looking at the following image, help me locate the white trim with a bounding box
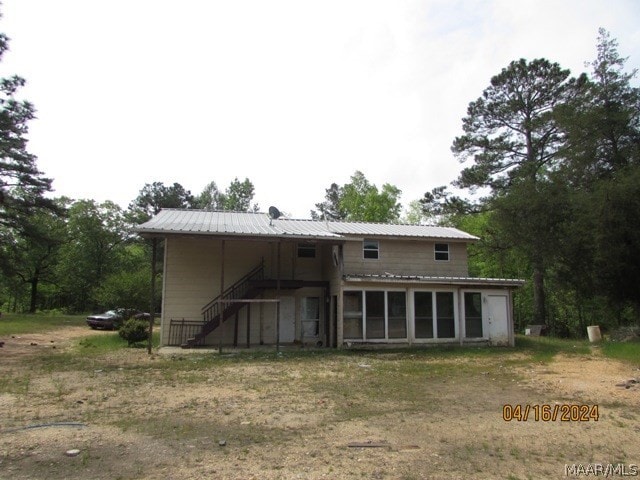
[460,289,486,341]
[410,288,459,342]
[342,287,409,342]
[339,285,517,348]
[362,239,380,260]
[434,242,450,262]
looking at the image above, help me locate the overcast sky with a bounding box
[1,0,639,219]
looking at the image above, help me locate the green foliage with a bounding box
[194,181,224,210]
[224,177,258,212]
[311,182,344,220]
[453,58,574,190]
[193,177,258,212]
[340,171,402,222]
[608,325,640,342]
[311,171,402,222]
[402,199,433,224]
[128,181,194,223]
[56,199,131,312]
[118,318,150,346]
[0,201,68,312]
[424,31,640,335]
[0,32,57,232]
[552,29,640,329]
[0,24,63,313]
[93,243,158,311]
[94,265,151,312]
[450,58,577,325]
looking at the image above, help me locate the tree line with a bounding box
[0,179,260,313]
[0,170,398,314]
[1,22,637,336]
[422,29,639,336]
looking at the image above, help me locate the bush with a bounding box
[609,325,640,342]
[118,318,149,346]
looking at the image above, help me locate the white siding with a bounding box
[161,236,335,346]
[159,234,513,348]
[342,239,469,277]
[162,236,271,345]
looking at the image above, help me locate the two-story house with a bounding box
[135,209,524,348]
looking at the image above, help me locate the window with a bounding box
[363,240,379,259]
[464,292,483,338]
[366,291,385,339]
[434,243,449,261]
[387,291,407,338]
[343,290,407,341]
[301,297,320,337]
[436,292,455,338]
[297,243,316,258]
[414,291,434,338]
[343,291,363,339]
[413,291,457,340]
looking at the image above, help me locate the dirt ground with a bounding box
[1,328,639,480]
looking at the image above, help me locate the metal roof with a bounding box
[135,209,478,241]
[326,220,476,240]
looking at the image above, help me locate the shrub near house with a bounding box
[119,318,150,345]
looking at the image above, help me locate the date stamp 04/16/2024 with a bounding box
[502,404,639,477]
[502,403,599,422]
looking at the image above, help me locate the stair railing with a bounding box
[201,258,264,325]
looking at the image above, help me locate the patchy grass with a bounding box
[3,321,639,480]
[600,340,640,365]
[19,329,161,375]
[0,312,86,335]
[76,331,161,354]
[514,335,591,362]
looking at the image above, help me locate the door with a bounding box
[279,296,296,343]
[486,294,508,345]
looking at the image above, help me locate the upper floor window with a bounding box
[297,243,316,258]
[434,243,449,261]
[363,240,379,259]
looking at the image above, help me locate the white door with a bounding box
[486,294,508,345]
[279,296,296,343]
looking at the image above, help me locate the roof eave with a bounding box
[134,228,344,242]
[343,274,525,288]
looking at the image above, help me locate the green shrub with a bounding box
[118,318,150,346]
[609,325,640,342]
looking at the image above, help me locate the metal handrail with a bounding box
[201,259,264,324]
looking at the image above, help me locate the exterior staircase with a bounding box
[181,261,264,347]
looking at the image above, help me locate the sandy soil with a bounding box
[1,328,639,480]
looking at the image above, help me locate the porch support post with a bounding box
[324,288,329,348]
[218,239,225,354]
[407,288,414,347]
[508,289,515,347]
[337,286,344,348]
[233,311,239,347]
[458,288,464,346]
[276,240,281,352]
[259,298,264,345]
[147,238,158,355]
[246,303,251,349]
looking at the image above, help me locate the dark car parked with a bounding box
[86,308,150,330]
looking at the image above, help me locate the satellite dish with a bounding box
[268,206,282,219]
